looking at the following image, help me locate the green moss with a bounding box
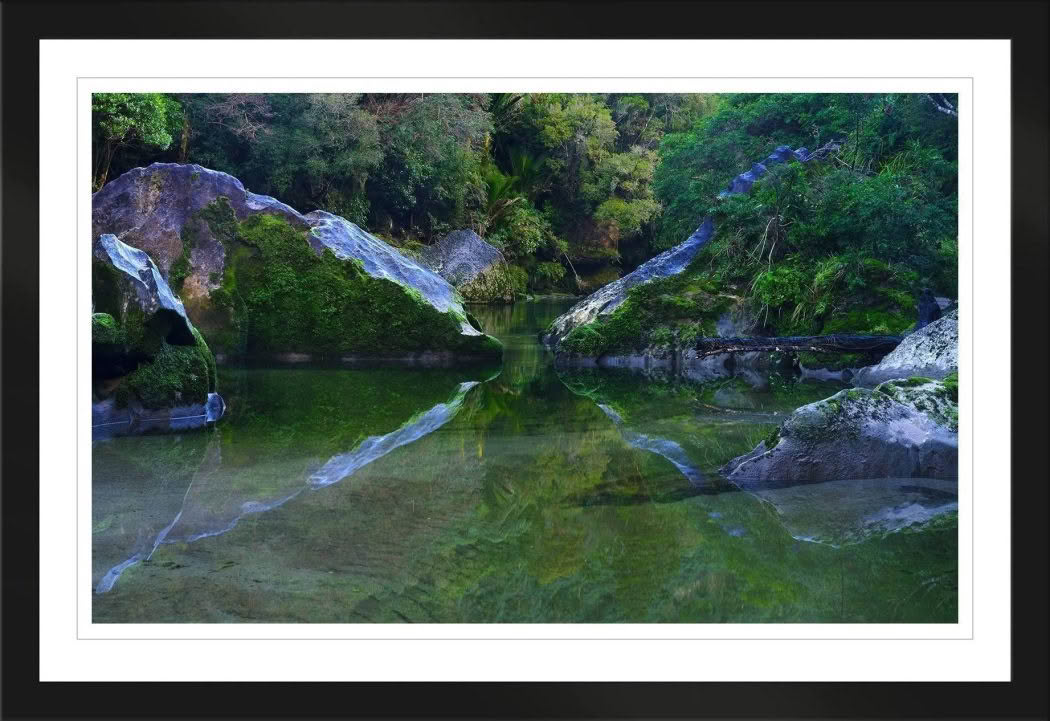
[558,265,731,357]
[900,376,935,387]
[92,312,123,346]
[764,425,781,448]
[821,308,913,335]
[91,259,125,317]
[117,340,211,410]
[797,351,868,371]
[191,326,218,393]
[459,264,527,303]
[205,212,500,359]
[938,371,959,403]
[168,245,192,292]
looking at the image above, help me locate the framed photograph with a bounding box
[2,1,1046,718]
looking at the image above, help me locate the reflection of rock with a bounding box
[94,381,479,594]
[308,382,478,488]
[722,380,958,485]
[597,404,704,485]
[92,234,223,437]
[854,310,957,386]
[749,477,957,546]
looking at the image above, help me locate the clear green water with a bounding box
[92,299,957,623]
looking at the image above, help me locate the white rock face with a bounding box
[93,233,194,341]
[854,310,958,386]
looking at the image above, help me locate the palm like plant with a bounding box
[479,167,522,236]
[508,147,548,201]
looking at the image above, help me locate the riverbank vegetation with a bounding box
[94,92,956,346]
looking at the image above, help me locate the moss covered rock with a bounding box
[721,378,958,486]
[92,234,221,435]
[93,164,501,362]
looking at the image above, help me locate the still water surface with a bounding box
[93,299,957,622]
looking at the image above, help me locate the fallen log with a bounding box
[694,334,904,358]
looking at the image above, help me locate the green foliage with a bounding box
[652,92,958,306]
[119,339,212,409]
[532,261,567,290]
[92,92,176,148]
[487,203,559,260]
[91,312,123,346]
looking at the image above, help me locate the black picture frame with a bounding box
[2,2,1047,719]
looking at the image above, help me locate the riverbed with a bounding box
[92,299,957,623]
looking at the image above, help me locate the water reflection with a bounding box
[93,300,958,623]
[93,375,482,593]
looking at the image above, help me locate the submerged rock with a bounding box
[721,379,958,486]
[92,234,224,437]
[92,163,500,360]
[854,310,958,387]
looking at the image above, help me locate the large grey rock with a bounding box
[721,380,958,486]
[421,229,507,287]
[854,310,958,387]
[92,233,224,436]
[93,163,480,338]
[542,217,716,347]
[544,143,832,350]
[93,233,194,344]
[92,163,306,277]
[92,392,226,440]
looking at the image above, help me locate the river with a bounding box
[92,299,957,623]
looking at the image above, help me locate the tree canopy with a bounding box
[94,92,957,302]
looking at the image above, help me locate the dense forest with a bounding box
[93,91,957,330]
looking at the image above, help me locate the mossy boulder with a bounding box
[93,164,502,362]
[420,229,515,299]
[721,378,957,486]
[92,234,222,436]
[853,310,958,387]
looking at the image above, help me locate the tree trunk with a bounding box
[692,334,904,358]
[178,107,191,163]
[96,140,117,190]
